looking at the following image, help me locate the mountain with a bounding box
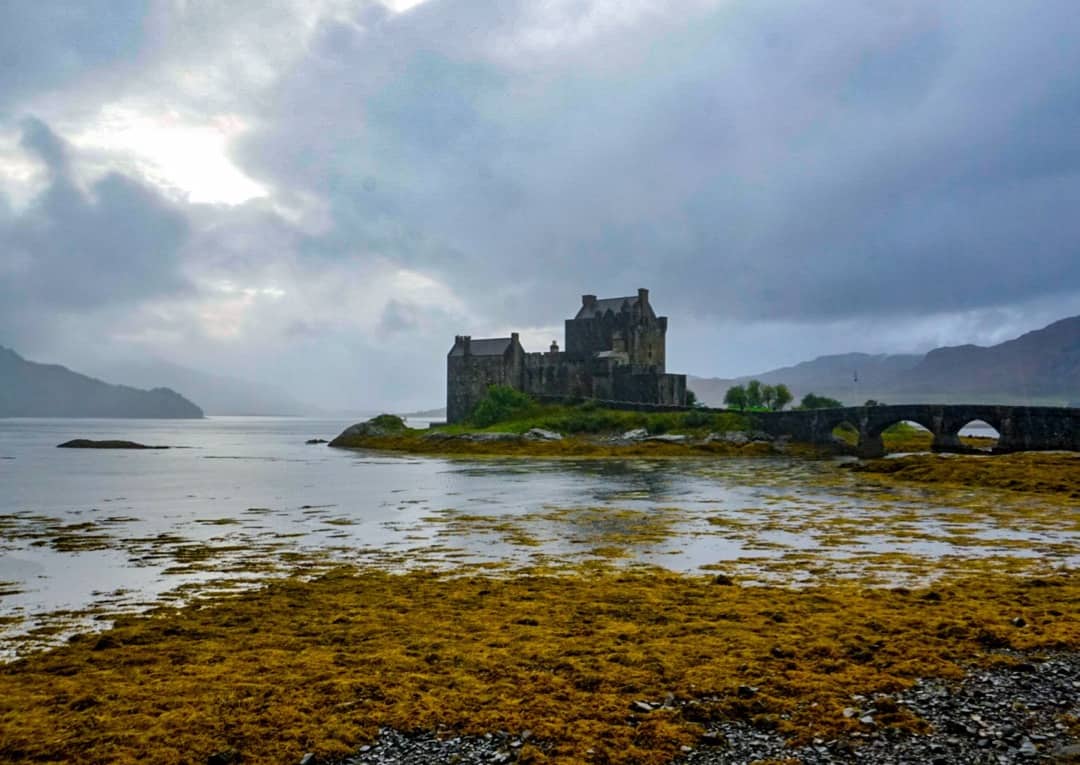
[690,315,1080,407]
[689,353,921,407]
[0,346,203,418]
[894,316,1080,401]
[84,359,315,416]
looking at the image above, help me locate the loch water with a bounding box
[0,416,1074,656]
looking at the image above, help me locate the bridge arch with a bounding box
[864,414,937,439]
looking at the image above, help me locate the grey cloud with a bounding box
[0,119,190,343]
[0,3,148,112]
[237,0,1080,328]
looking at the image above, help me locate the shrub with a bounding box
[368,414,407,431]
[470,386,534,427]
[798,393,844,410]
[646,414,678,435]
[712,412,749,432]
[682,409,711,428]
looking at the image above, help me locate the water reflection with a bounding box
[0,418,1076,656]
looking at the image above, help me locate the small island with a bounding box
[57,439,170,449]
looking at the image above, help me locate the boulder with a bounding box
[645,434,688,443]
[328,414,408,446]
[459,432,521,443]
[706,431,748,445]
[621,428,648,441]
[524,428,563,441]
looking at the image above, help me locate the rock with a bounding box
[860,714,875,725]
[57,439,167,449]
[206,750,240,765]
[460,432,521,443]
[305,438,328,445]
[712,573,735,586]
[328,414,408,446]
[421,431,453,441]
[1019,738,1038,756]
[843,706,859,718]
[299,753,315,765]
[621,428,648,441]
[523,428,562,441]
[707,431,749,445]
[645,433,688,443]
[736,685,757,698]
[631,700,654,713]
[1052,743,1080,762]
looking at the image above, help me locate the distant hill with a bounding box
[689,352,920,407]
[0,346,203,418]
[84,359,315,416]
[690,315,1080,407]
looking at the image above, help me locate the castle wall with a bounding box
[611,368,686,405]
[446,341,524,423]
[522,352,591,399]
[565,311,667,371]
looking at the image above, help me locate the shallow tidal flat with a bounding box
[0,445,1078,764]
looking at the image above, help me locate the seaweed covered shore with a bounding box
[1,562,1076,765]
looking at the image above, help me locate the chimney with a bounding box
[637,287,649,306]
[549,340,559,355]
[511,332,519,344]
[582,294,597,311]
[463,335,471,355]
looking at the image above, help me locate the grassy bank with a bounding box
[1,563,1075,765]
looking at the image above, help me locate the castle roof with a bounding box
[574,295,640,320]
[448,337,514,356]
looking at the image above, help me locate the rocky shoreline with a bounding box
[322,653,1079,764]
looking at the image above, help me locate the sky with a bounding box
[2,0,1079,411]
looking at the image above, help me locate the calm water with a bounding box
[0,417,1073,655]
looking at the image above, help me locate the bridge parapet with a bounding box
[752,404,1080,457]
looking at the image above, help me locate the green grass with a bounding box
[433,400,750,437]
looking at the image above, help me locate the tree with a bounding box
[798,392,843,410]
[723,384,748,410]
[685,389,700,408]
[745,380,764,409]
[771,384,793,411]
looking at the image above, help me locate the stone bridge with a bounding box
[752,404,1080,458]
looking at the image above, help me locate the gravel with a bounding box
[320,652,1079,765]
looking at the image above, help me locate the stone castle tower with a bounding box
[446,288,686,423]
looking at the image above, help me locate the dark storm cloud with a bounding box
[0,2,148,111]
[240,0,1080,326]
[0,119,190,341]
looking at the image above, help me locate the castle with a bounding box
[446,288,687,423]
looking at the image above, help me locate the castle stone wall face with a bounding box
[564,312,666,370]
[446,349,519,424]
[446,290,685,423]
